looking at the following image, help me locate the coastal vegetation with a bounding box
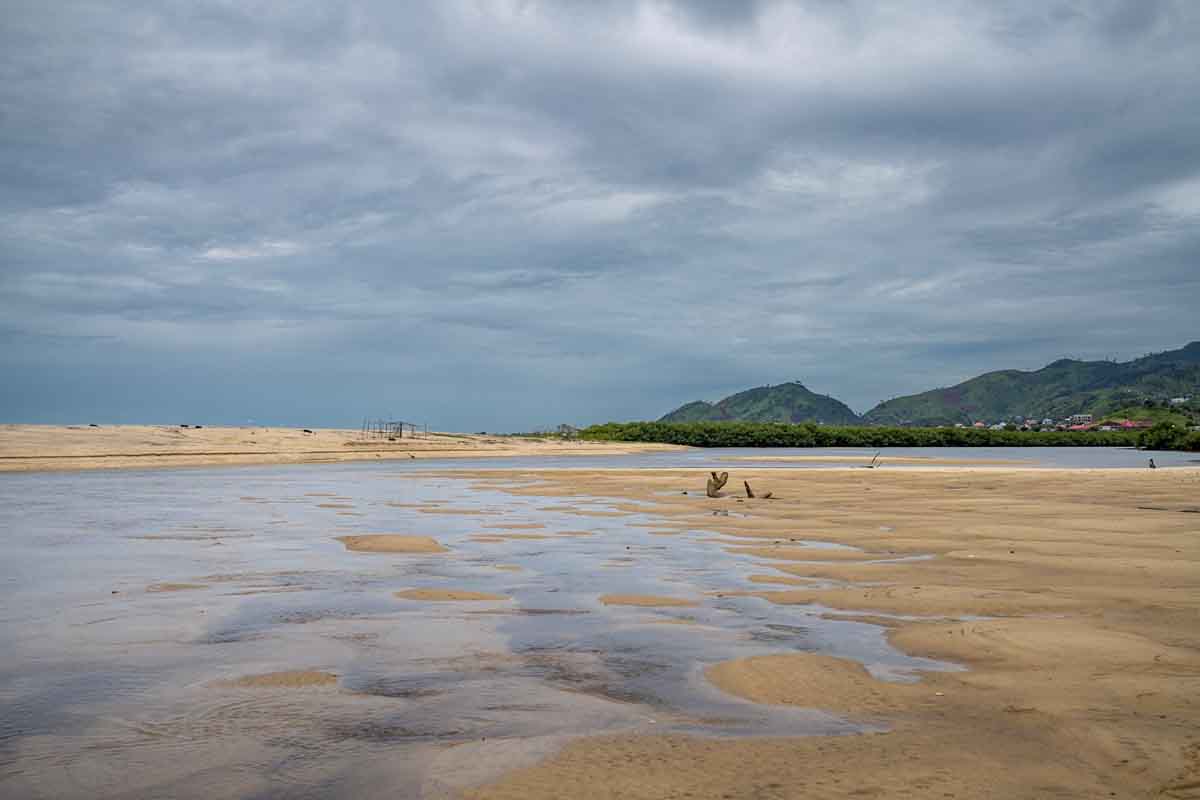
[582,421,1143,448]
[1137,421,1200,452]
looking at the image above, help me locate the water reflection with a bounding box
[0,464,957,798]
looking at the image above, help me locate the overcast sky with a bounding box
[2,1,1198,430]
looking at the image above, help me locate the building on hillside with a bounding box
[1169,397,1190,405]
[1041,418,1055,427]
[1069,413,1093,426]
[973,421,987,428]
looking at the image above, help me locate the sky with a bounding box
[2,1,1198,431]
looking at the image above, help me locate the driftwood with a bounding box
[706,471,729,498]
[744,480,773,500]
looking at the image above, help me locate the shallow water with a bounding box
[381,445,1194,470]
[0,463,963,798]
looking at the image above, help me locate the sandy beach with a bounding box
[454,465,1200,799]
[0,424,679,472]
[2,448,1198,798]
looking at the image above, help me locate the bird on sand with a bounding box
[1148,458,1157,469]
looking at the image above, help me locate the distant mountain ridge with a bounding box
[658,382,861,425]
[656,342,1200,426]
[861,341,1200,426]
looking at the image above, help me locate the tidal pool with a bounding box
[0,462,956,799]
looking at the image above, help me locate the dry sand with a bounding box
[459,465,1200,800]
[599,594,700,608]
[0,423,679,472]
[394,589,510,602]
[335,534,447,553]
[216,670,339,689]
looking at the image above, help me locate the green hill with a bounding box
[862,342,1200,426]
[659,382,861,425]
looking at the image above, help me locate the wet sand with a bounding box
[336,534,448,553]
[456,465,1200,800]
[706,652,925,715]
[599,594,700,608]
[394,589,510,602]
[3,457,1198,798]
[0,423,679,472]
[217,670,340,688]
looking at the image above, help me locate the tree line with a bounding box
[1137,421,1200,452]
[579,421,1151,448]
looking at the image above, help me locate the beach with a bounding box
[457,466,1200,799]
[0,424,679,472]
[0,442,1197,798]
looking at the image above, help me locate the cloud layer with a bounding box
[2,1,1198,429]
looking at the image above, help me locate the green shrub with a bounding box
[1138,421,1188,451]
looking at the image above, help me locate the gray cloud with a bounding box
[1,0,1198,430]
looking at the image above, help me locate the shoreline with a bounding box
[2,424,1191,476]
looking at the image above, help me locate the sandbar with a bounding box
[395,589,510,602]
[336,534,447,553]
[599,594,699,608]
[217,670,338,688]
[706,653,909,715]
[146,582,208,592]
[0,423,679,473]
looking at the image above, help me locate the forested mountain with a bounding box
[654,343,1199,427]
[861,342,1200,426]
[659,382,861,425]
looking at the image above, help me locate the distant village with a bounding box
[957,396,1196,432]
